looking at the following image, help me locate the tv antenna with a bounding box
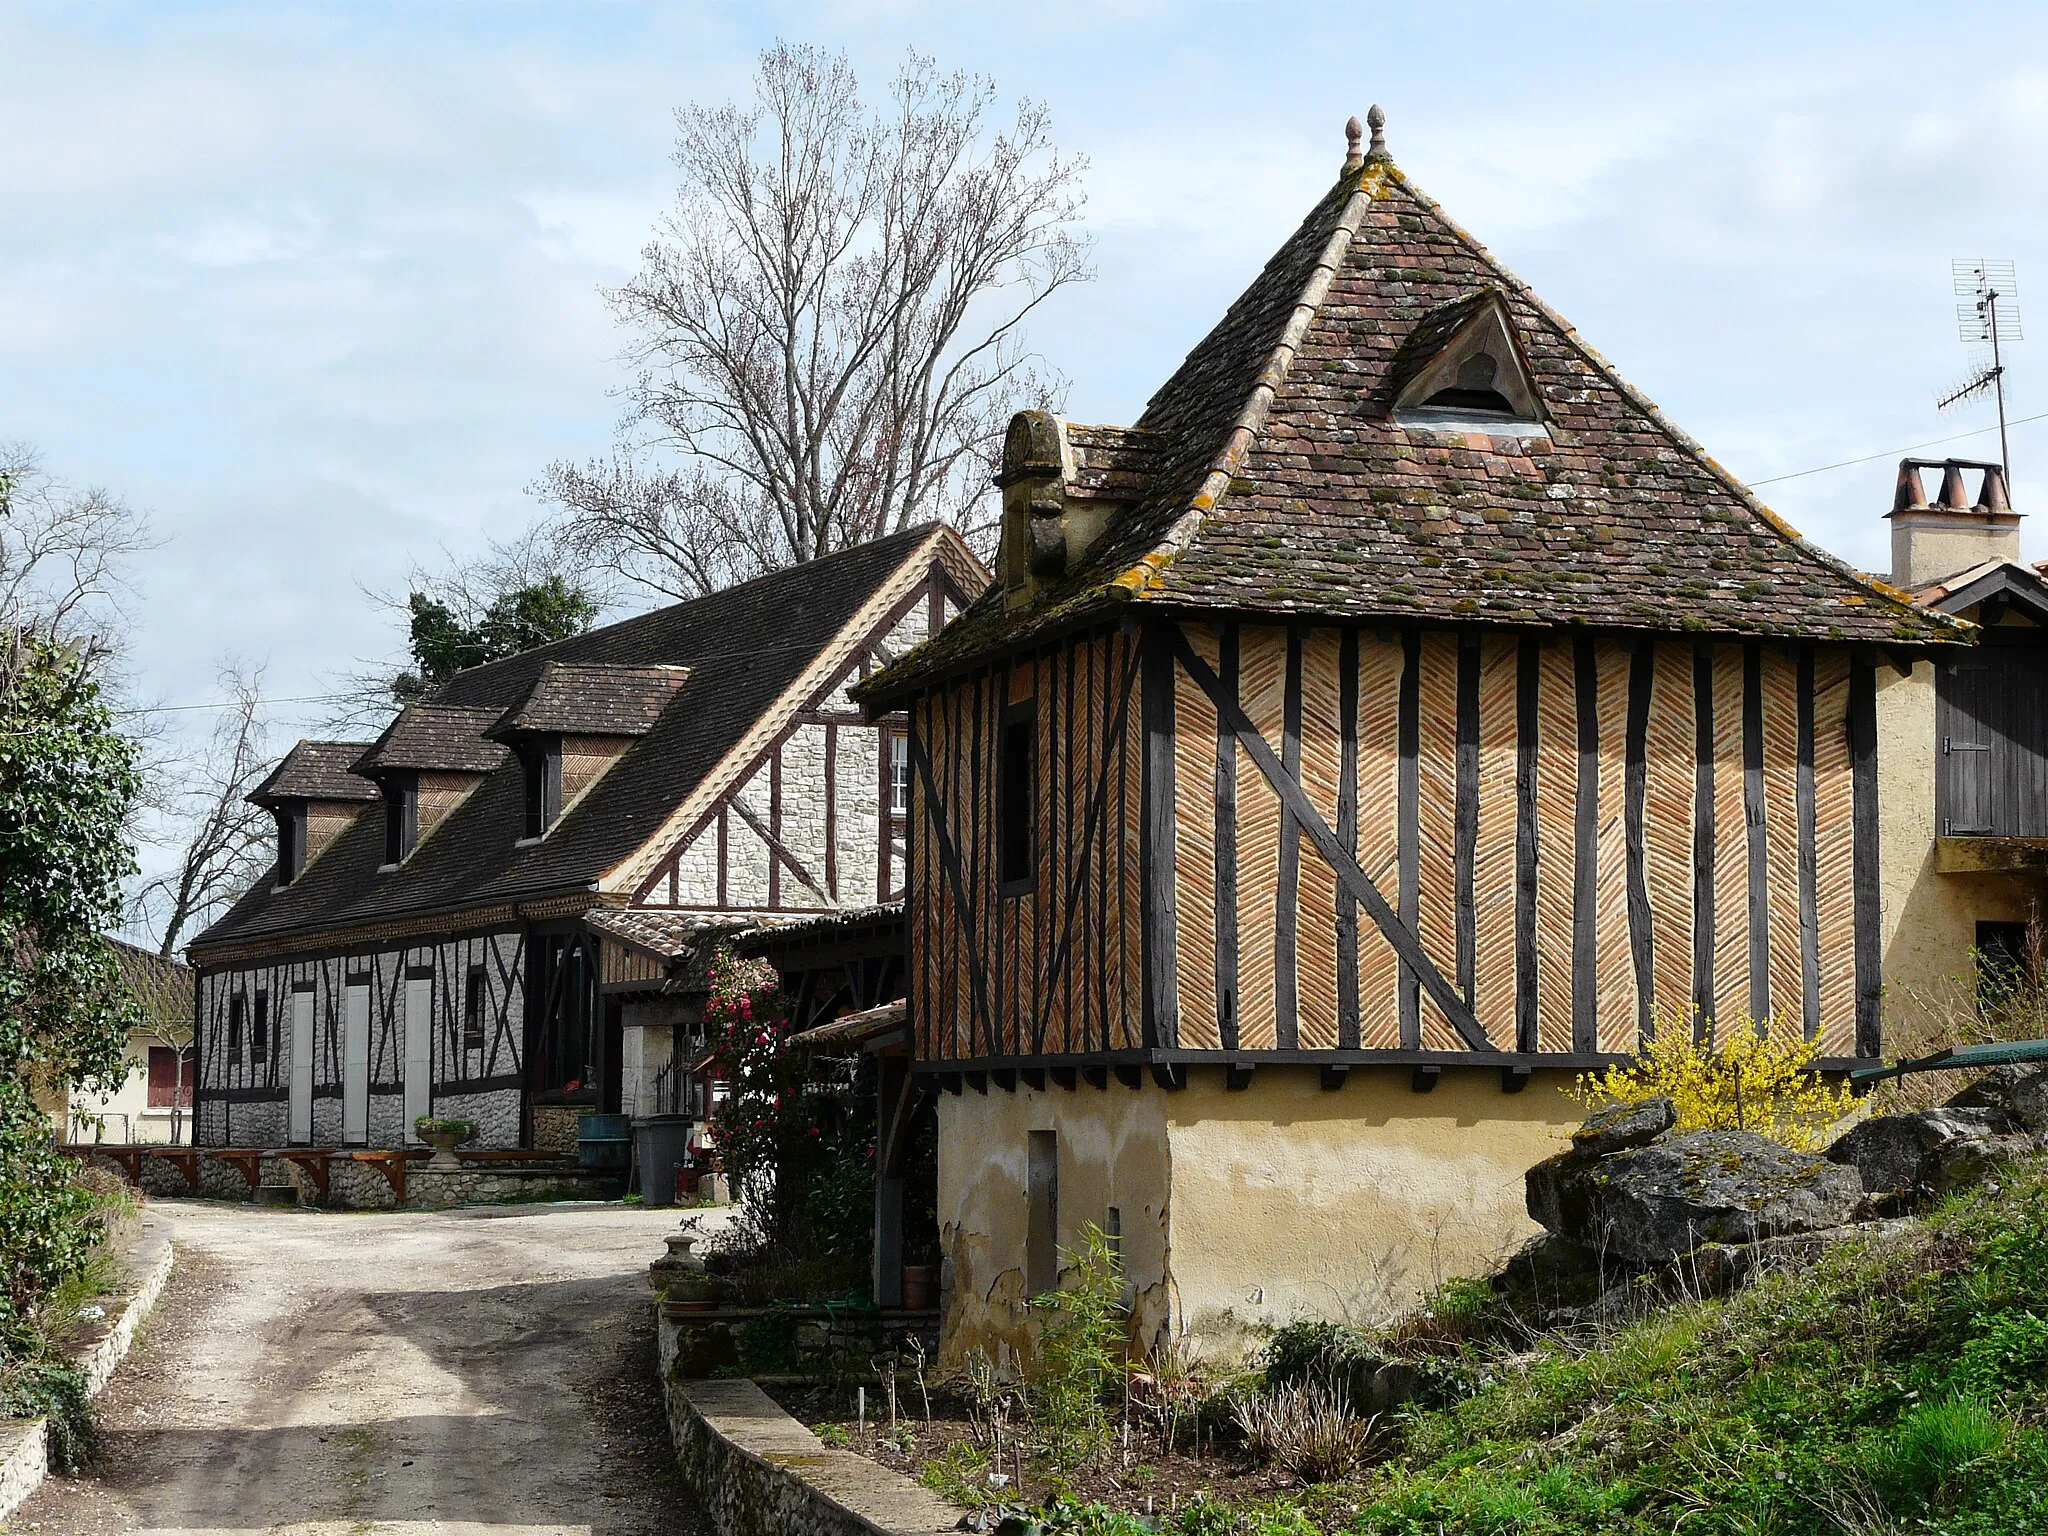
[1937,259,2020,482]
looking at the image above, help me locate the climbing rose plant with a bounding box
[0,635,142,1344]
[1572,1009,1859,1152]
[700,949,788,1202]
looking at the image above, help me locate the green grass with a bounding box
[1039,1158,2048,1535]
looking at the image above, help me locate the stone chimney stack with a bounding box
[1886,457,2019,588]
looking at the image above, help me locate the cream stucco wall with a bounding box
[1163,1067,1578,1355]
[937,1083,1171,1373]
[1876,662,2036,1053]
[936,1066,1580,1369]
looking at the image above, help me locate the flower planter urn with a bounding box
[414,1117,474,1171]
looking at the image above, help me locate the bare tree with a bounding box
[132,661,274,958]
[0,441,156,666]
[536,43,1091,600]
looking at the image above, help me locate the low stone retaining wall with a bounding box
[0,1212,174,1523]
[660,1374,960,1536]
[63,1145,617,1211]
[661,1301,940,1380]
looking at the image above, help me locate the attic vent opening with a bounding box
[1422,352,1515,414]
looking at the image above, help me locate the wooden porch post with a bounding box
[871,1052,914,1307]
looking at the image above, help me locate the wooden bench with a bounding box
[274,1148,336,1200]
[145,1148,202,1193]
[347,1149,428,1202]
[206,1149,268,1195]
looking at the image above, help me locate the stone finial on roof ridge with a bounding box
[1366,103,1387,160]
[1344,115,1364,172]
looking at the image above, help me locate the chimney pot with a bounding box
[1893,459,1928,511]
[1937,460,1973,510]
[1980,463,2013,513]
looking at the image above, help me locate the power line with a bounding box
[1749,410,2048,488]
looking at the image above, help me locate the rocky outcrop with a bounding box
[1824,1106,2031,1196]
[1569,1097,1676,1158]
[1531,1130,1865,1266]
[1947,1062,2048,1135]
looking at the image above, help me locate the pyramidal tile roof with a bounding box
[865,118,1966,701]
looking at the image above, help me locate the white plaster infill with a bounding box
[664,1375,961,1536]
[0,1212,174,1522]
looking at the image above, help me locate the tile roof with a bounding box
[582,906,755,961]
[487,662,692,739]
[191,526,963,958]
[787,998,907,1052]
[351,705,510,777]
[107,936,193,1032]
[249,741,380,806]
[863,137,1967,703]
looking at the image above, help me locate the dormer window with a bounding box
[520,738,564,839]
[1390,289,1547,434]
[275,806,307,886]
[383,772,419,866]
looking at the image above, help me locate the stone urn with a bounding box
[413,1116,474,1172]
[651,1218,720,1306]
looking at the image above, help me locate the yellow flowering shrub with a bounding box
[1571,1009,1860,1152]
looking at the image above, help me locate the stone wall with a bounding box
[659,1371,958,1536]
[531,1104,582,1153]
[661,1303,940,1380]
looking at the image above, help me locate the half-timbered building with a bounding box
[188,524,985,1152]
[858,112,1971,1363]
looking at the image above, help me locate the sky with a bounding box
[7,1,2048,901]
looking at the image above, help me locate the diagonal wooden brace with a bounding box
[1167,625,1492,1050]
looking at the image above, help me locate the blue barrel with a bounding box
[577,1112,632,1171]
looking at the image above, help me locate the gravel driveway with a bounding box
[12,1199,719,1536]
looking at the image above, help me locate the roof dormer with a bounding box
[349,705,508,868]
[249,740,379,887]
[484,662,691,840]
[1389,288,1547,434]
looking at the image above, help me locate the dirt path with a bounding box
[12,1199,718,1536]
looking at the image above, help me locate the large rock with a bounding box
[1529,1130,1864,1265]
[1825,1106,2030,1195]
[1947,1063,2048,1136]
[1571,1098,1677,1157]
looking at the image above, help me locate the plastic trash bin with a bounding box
[634,1115,695,1207]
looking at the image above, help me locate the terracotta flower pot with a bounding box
[900,1264,940,1309]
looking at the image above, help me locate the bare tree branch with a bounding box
[131,660,275,959]
[0,441,157,673]
[533,43,1089,599]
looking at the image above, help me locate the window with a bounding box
[890,733,912,815]
[1026,1129,1059,1295]
[146,1046,195,1108]
[250,991,270,1064]
[227,994,245,1058]
[383,773,418,865]
[463,966,487,1051]
[275,806,305,886]
[998,702,1037,892]
[1977,921,2034,1023]
[521,740,563,839]
[1939,651,2048,837]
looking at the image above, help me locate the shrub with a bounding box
[1262,1319,1380,1403]
[1955,1310,2048,1394]
[811,1421,850,1448]
[1232,1379,1377,1485]
[917,1437,994,1506]
[0,1360,94,1471]
[1572,1008,1859,1150]
[1026,1221,1124,1476]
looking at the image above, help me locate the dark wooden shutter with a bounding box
[1939,658,1997,835]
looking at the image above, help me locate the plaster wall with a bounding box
[1163,1067,1578,1357]
[1874,663,2035,1053]
[936,1067,1581,1370]
[936,1083,1171,1373]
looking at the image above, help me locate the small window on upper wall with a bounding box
[463,966,487,1051]
[998,702,1037,893]
[275,806,305,886]
[890,733,912,816]
[251,992,269,1064]
[227,994,245,1058]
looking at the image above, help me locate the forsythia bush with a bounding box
[1571,1009,1859,1151]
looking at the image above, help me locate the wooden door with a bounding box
[1940,658,1998,835]
[403,972,433,1139]
[342,980,371,1144]
[288,987,315,1143]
